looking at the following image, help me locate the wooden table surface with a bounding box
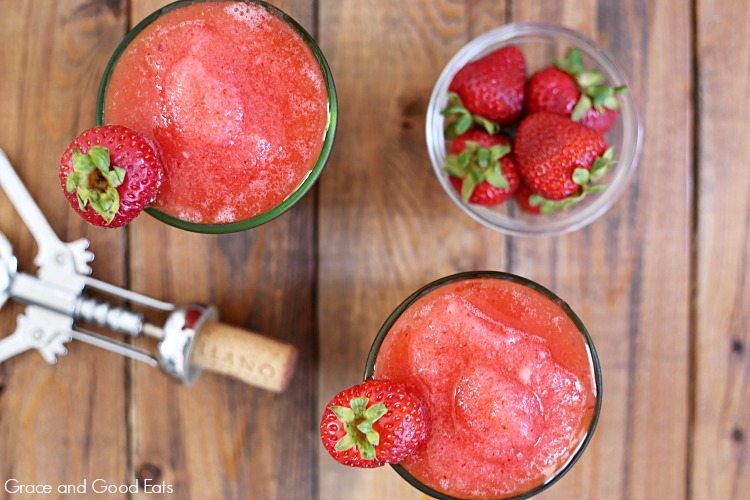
[0,0,747,499]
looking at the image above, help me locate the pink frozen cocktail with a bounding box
[367,272,601,499]
[98,0,335,231]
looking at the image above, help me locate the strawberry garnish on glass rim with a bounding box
[320,379,428,468]
[554,48,628,123]
[59,125,163,228]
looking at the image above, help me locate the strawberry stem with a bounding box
[330,397,388,461]
[442,92,500,137]
[445,140,511,201]
[65,147,126,224]
[555,48,629,122]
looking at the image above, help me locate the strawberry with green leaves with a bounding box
[524,148,615,214]
[445,130,520,206]
[320,379,428,468]
[514,113,613,208]
[526,48,627,134]
[442,92,502,138]
[443,45,526,136]
[59,125,163,228]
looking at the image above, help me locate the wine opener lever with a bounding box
[0,149,297,392]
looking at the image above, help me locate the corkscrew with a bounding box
[0,149,297,392]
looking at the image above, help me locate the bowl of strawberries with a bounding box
[427,22,643,237]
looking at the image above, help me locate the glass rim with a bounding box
[426,22,644,237]
[364,271,603,500]
[96,0,338,234]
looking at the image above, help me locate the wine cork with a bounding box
[191,323,298,393]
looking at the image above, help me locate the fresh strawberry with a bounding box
[320,379,428,468]
[59,125,163,228]
[525,67,580,116]
[580,107,617,134]
[514,113,611,201]
[514,183,541,214]
[445,130,520,206]
[445,46,525,130]
[525,48,627,134]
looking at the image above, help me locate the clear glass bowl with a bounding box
[426,23,643,237]
[96,0,337,234]
[364,271,602,499]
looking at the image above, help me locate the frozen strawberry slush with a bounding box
[102,1,329,224]
[373,277,598,499]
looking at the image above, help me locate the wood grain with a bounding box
[1,0,748,499]
[505,3,610,497]
[510,2,693,500]
[317,1,509,498]
[692,0,750,498]
[0,0,129,497]
[126,1,319,499]
[319,1,692,500]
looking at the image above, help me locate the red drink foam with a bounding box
[374,278,597,499]
[103,1,329,224]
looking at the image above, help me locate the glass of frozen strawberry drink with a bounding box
[365,271,602,499]
[97,0,336,233]
[426,23,643,237]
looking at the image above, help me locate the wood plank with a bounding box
[317,1,509,498]
[692,0,750,498]
[509,2,692,500]
[126,1,319,499]
[319,0,692,499]
[0,0,129,495]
